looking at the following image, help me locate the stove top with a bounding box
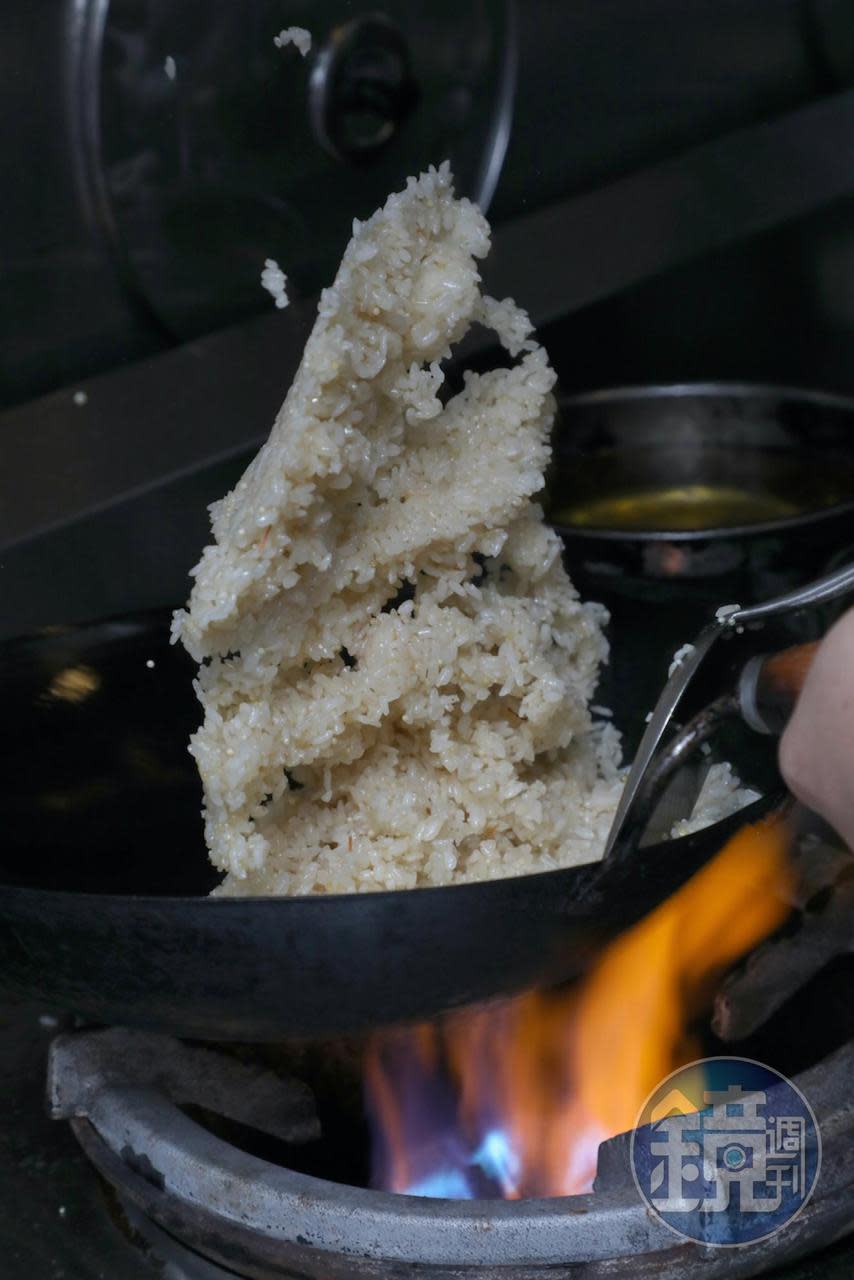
[2,998,853,1279]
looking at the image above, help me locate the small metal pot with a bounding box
[547,383,854,744]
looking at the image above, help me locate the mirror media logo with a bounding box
[630,1057,821,1246]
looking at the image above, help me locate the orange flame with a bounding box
[366,811,794,1199]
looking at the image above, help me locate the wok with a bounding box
[0,609,775,1040]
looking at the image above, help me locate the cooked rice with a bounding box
[668,642,695,678]
[670,763,761,839]
[273,26,312,56]
[261,258,289,309]
[173,165,753,897]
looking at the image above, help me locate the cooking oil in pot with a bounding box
[548,442,854,534]
[555,483,801,532]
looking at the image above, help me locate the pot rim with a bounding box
[551,380,854,541]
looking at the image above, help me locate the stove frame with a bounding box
[49,1029,854,1279]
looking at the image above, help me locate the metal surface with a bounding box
[308,14,419,162]
[602,564,854,864]
[9,0,839,410]
[728,563,854,625]
[740,654,775,734]
[0,608,773,1039]
[632,693,743,852]
[10,0,837,410]
[714,841,854,1042]
[626,631,826,849]
[49,1029,319,1145]
[602,620,725,863]
[549,381,854,750]
[49,1032,854,1277]
[487,86,854,328]
[7,0,514,410]
[120,1196,247,1278]
[77,0,514,343]
[4,998,852,1280]
[0,1002,160,1280]
[9,64,854,543]
[550,381,854,544]
[0,307,309,556]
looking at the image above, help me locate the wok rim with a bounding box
[0,794,774,910]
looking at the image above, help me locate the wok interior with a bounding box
[3,388,840,900]
[0,616,218,896]
[0,609,780,898]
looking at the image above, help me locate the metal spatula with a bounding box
[603,561,854,867]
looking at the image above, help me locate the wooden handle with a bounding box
[740,641,820,735]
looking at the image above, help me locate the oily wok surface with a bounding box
[0,610,774,1038]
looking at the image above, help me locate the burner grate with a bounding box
[50,1029,854,1280]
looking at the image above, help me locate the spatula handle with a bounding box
[738,641,820,735]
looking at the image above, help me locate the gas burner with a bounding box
[48,1029,854,1279]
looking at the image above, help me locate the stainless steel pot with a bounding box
[548,382,854,746]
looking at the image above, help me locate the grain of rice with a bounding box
[668,642,696,677]
[260,259,289,309]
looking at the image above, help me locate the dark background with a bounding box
[4,0,854,631]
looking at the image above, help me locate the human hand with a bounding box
[779,607,854,850]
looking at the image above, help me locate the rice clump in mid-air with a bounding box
[173,164,629,895]
[260,258,289,309]
[273,26,312,56]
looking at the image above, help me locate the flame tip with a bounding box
[367,814,793,1199]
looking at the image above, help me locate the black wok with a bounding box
[0,610,775,1040]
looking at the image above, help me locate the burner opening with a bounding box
[159,952,854,1200]
[363,816,854,1200]
[46,935,854,1278]
[180,1096,371,1190]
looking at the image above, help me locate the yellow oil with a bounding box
[553,484,801,532]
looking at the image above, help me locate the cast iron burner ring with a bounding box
[49,1030,854,1279]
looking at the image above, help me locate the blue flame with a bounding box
[472,1128,521,1196]
[403,1128,521,1199]
[367,1025,524,1200]
[405,1169,475,1199]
